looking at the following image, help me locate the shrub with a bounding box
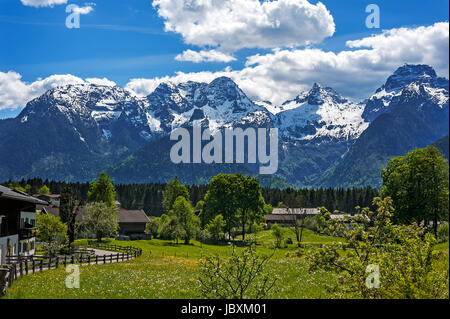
[308,197,449,299]
[437,223,449,243]
[271,224,284,248]
[198,245,278,299]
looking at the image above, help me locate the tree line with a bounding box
[2,178,378,216]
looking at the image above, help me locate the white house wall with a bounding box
[0,234,18,265]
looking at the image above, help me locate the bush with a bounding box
[271,224,285,248]
[437,223,449,243]
[198,245,278,299]
[303,216,319,232]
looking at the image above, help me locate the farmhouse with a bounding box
[38,202,149,238]
[117,208,149,236]
[0,185,47,265]
[264,208,320,227]
[34,194,61,206]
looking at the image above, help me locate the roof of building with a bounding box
[264,214,297,222]
[271,208,319,215]
[40,206,61,218]
[34,194,61,199]
[0,185,48,205]
[117,208,149,224]
[39,205,149,224]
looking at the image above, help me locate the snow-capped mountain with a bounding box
[19,84,158,144]
[274,83,368,142]
[363,64,449,122]
[147,77,272,132]
[319,64,449,188]
[0,64,448,187]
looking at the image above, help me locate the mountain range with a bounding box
[0,64,448,188]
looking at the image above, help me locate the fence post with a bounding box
[49,257,52,270]
[71,256,75,265]
[103,255,106,264]
[25,260,28,275]
[40,259,43,272]
[64,256,67,267]
[88,255,91,265]
[56,257,59,269]
[32,260,35,274]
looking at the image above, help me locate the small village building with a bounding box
[117,208,150,237]
[264,208,320,227]
[34,194,61,206]
[39,203,149,239]
[1,185,47,265]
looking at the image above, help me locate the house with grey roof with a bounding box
[39,203,149,238]
[264,208,320,227]
[1,185,47,265]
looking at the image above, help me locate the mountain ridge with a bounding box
[0,64,448,188]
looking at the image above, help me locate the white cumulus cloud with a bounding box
[2,23,448,112]
[20,0,68,7]
[86,77,117,86]
[72,4,95,15]
[152,0,335,52]
[126,22,449,105]
[0,72,114,111]
[175,49,236,63]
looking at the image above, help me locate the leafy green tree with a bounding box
[145,217,161,239]
[197,229,211,247]
[88,172,116,207]
[381,146,449,235]
[198,245,278,299]
[59,187,81,249]
[170,196,200,245]
[203,174,241,238]
[36,213,67,256]
[308,197,449,299]
[206,214,226,243]
[82,202,119,242]
[236,175,266,241]
[162,177,190,213]
[271,224,284,248]
[37,185,50,195]
[195,200,207,227]
[203,173,267,240]
[158,214,184,243]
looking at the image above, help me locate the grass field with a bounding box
[2,228,448,299]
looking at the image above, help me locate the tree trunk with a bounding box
[242,216,246,242]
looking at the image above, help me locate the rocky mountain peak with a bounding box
[383,64,439,92]
[363,64,449,122]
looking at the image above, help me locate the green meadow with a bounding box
[3,228,448,299]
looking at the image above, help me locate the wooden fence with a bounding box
[1,242,142,296]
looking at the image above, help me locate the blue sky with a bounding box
[0,0,449,118]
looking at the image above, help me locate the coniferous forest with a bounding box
[2,178,379,216]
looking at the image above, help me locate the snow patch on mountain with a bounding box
[275,83,368,141]
[363,64,449,121]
